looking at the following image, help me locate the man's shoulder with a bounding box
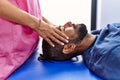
[111,23,120,26]
[91,23,120,34]
[106,23,120,29]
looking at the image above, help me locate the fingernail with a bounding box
[52,45,55,47]
[66,40,69,43]
[67,37,69,39]
[61,43,64,45]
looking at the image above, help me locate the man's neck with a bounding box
[75,34,96,54]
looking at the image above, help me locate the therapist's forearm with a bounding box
[0,0,39,29]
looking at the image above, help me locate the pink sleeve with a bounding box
[0,0,42,80]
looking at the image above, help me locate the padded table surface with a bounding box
[8,50,101,80]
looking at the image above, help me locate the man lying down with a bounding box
[38,22,120,80]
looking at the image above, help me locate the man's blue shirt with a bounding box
[83,23,120,80]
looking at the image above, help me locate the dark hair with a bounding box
[38,23,88,61]
[38,40,80,61]
[73,24,88,43]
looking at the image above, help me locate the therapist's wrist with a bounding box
[28,17,40,30]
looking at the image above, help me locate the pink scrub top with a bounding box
[0,0,42,80]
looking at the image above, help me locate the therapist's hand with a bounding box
[33,20,69,47]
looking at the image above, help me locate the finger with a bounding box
[50,35,65,46]
[43,36,55,47]
[54,28,69,39]
[52,31,69,43]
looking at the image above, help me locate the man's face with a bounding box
[59,22,87,42]
[40,22,88,61]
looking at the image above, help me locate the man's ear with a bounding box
[62,43,76,54]
[63,21,72,27]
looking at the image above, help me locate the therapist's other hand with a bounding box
[33,20,69,47]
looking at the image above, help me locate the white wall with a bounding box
[97,0,120,29]
[40,0,92,31]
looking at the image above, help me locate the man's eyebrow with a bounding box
[72,24,75,26]
[58,25,62,31]
[72,24,76,29]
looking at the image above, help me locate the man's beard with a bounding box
[77,24,88,41]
